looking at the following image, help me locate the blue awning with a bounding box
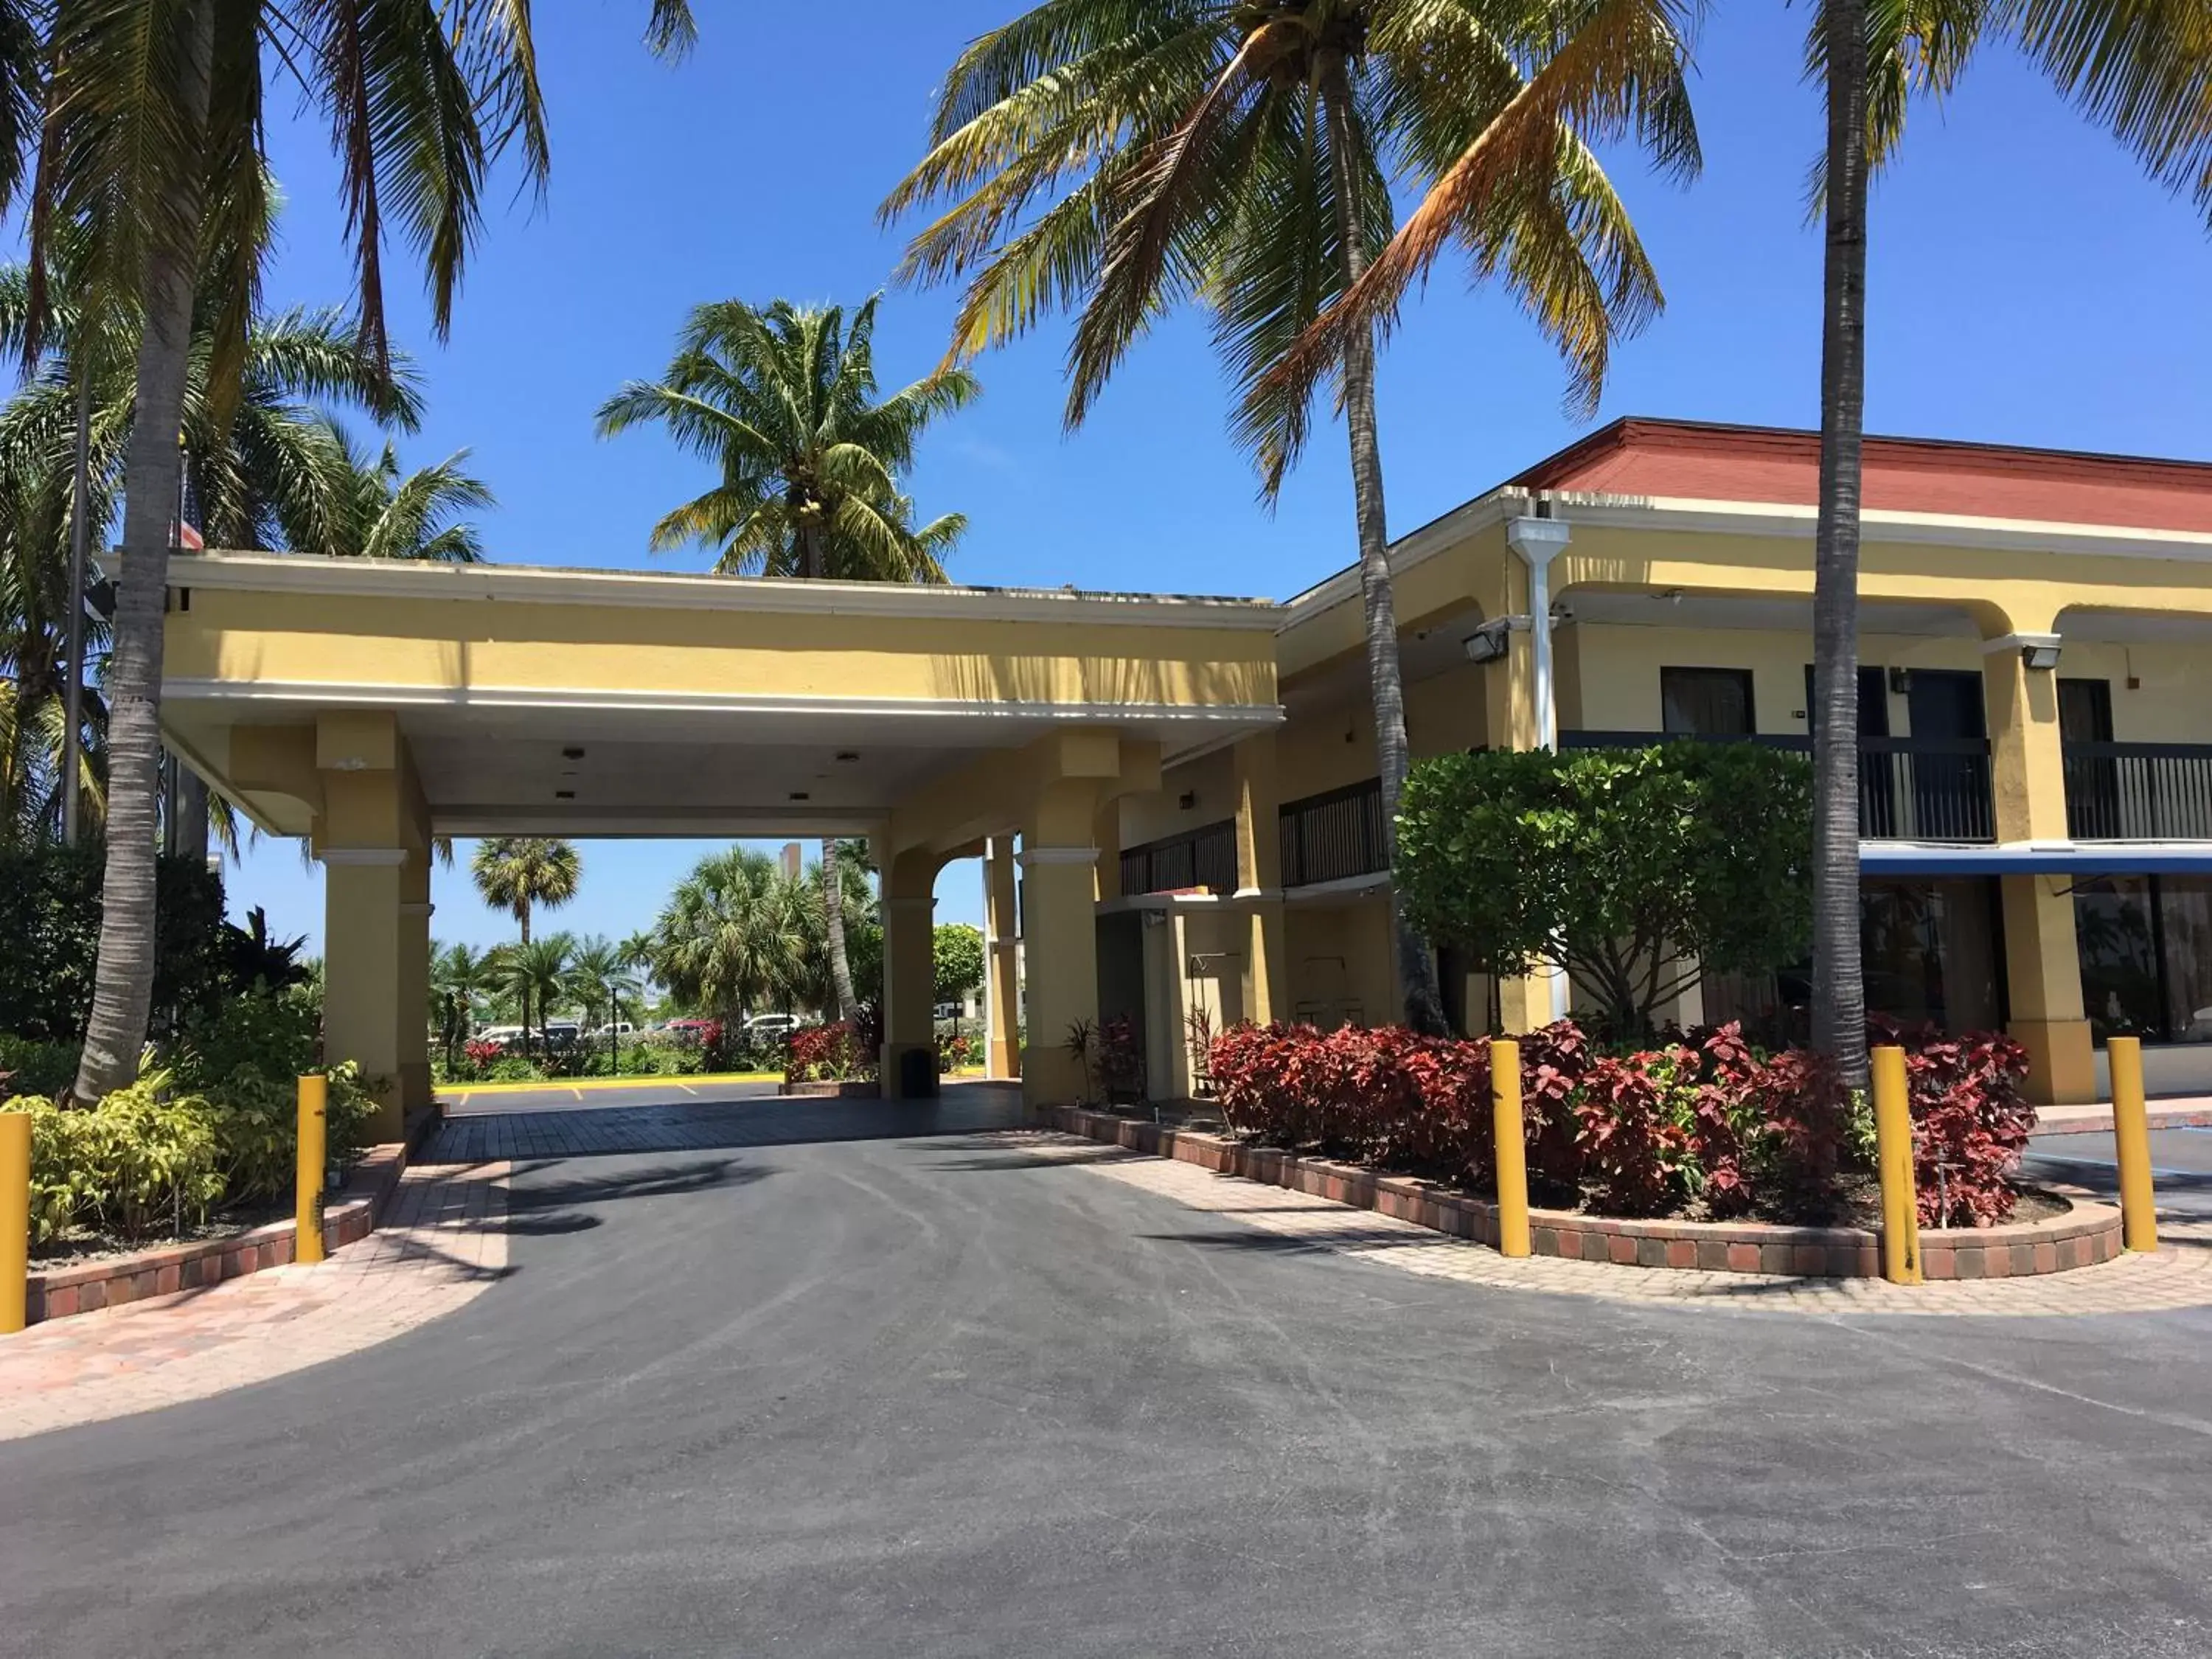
[1860,842,2212,877]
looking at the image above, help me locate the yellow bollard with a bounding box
[1,1111,28,1334]
[1492,1037,1531,1258]
[2107,1035,2158,1253]
[296,1075,327,1267]
[1871,1044,1921,1285]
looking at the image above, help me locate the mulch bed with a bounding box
[30,1197,290,1268]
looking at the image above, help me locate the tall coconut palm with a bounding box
[650,847,814,1025]
[883,0,1698,1033]
[33,0,696,1102]
[471,837,582,950]
[0,284,422,842]
[600,298,974,1018]
[1276,0,2211,1067]
[326,433,493,563]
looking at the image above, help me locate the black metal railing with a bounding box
[1120,818,1239,895]
[1279,776,1388,887]
[1559,730,1996,841]
[2065,742,2212,841]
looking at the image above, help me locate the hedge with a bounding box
[1208,1020,2036,1228]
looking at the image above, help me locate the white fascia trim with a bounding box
[161,678,1287,730]
[1551,493,2212,562]
[1018,845,1099,867]
[319,846,408,866]
[1279,492,1523,627]
[1982,631,2063,654]
[162,551,1287,631]
[1283,871,1394,902]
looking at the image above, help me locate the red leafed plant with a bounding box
[787,1021,860,1083]
[1875,1019,2036,1226]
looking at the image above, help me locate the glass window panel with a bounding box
[2074,877,2163,1042]
[2158,877,2212,1043]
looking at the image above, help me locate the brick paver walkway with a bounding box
[0,1161,509,1441]
[1010,1134,2212,1317]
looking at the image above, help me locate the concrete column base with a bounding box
[2010,1017,2097,1107]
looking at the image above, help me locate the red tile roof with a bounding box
[1509,418,2212,534]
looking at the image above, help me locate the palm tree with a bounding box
[650,847,813,1026]
[563,934,639,1063]
[431,941,495,1070]
[0,287,423,841]
[470,838,582,951]
[35,0,697,1103]
[495,933,575,1065]
[594,296,976,580]
[327,434,494,563]
[1798,0,2212,1082]
[883,0,1697,1033]
[1270,0,2210,1066]
[600,299,972,1017]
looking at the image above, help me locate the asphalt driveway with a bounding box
[3,1085,2211,1658]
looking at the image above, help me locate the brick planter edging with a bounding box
[2035,1105,2212,1137]
[23,1139,414,1328]
[778,1079,882,1099]
[1037,1105,2125,1281]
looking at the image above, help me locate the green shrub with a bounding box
[0,1035,80,1099]
[173,986,322,1093]
[188,1060,379,1206]
[0,841,228,1043]
[14,1079,226,1244]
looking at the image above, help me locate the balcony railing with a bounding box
[1279,777,1388,888]
[2065,742,2212,841]
[1559,731,1996,841]
[1121,818,1238,896]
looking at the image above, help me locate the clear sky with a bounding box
[219,0,2212,964]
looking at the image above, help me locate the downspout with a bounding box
[1506,512,1573,1021]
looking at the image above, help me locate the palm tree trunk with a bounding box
[1812,0,1871,1095]
[801,522,824,581]
[518,905,532,1060]
[823,838,858,1021]
[1320,55,1445,1037]
[61,362,93,846]
[72,3,215,1101]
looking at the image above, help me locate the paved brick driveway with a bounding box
[0,1161,509,1441]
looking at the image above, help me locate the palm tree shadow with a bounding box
[494,1158,772,1237]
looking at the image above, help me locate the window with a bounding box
[2074,874,2212,1045]
[1660,667,1754,737]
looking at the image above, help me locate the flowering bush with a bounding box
[937,1032,977,1073]
[1207,1018,2031,1225]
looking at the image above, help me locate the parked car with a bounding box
[664,1017,716,1046]
[592,1021,637,1040]
[476,1025,524,1053]
[540,1021,583,1050]
[744,1012,799,1042]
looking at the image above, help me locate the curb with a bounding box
[439,1071,782,1099]
[2034,1107,2212,1138]
[1037,1105,2125,1281]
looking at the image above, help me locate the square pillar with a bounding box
[984,838,1022,1080]
[1020,779,1103,1106]
[1232,734,1287,1026]
[1482,574,1568,1029]
[397,851,434,1121]
[322,849,408,1142]
[880,851,939,1100]
[1983,633,2093,1104]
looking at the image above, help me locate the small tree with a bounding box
[1397,744,1813,1040]
[933,923,985,1034]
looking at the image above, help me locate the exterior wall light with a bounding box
[1462,616,1517,664]
[2021,641,2062,671]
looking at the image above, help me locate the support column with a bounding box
[397,852,434,1121]
[880,849,939,1100]
[323,849,408,1141]
[984,837,1022,1080]
[313,712,428,1143]
[1020,778,1103,1106]
[1983,629,2095,1104]
[1486,530,1569,1032]
[1232,733,1287,1026]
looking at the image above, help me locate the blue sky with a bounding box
[220,0,2212,963]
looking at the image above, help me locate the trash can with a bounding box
[899,1046,939,1100]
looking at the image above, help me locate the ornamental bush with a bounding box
[1207,1019,2031,1226]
